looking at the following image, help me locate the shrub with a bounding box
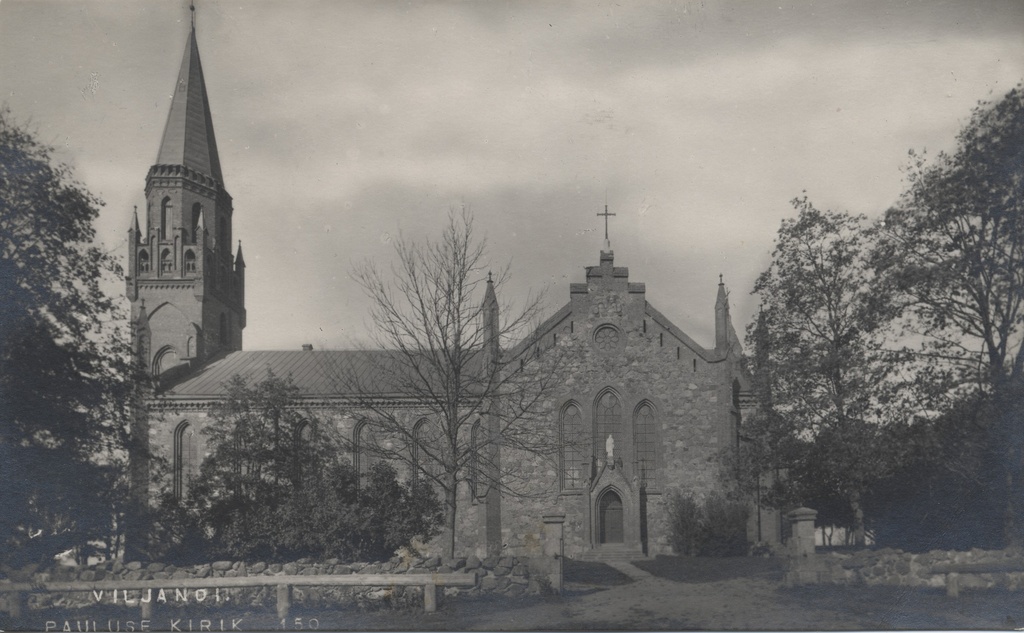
[666,491,750,557]
[666,492,701,556]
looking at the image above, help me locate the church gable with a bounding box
[498,249,747,557]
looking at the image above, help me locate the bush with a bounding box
[154,461,442,564]
[666,491,749,557]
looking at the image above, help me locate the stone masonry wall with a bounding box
[800,547,1024,590]
[2,552,544,614]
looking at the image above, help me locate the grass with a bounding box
[778,583,1024,630]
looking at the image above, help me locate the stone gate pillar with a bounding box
[542,512,566,594]
[787,507,818,557]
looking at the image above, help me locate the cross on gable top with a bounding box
[597,204,616,243]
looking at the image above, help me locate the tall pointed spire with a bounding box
[155,21,224,184]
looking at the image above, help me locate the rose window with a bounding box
[594,325,621,351]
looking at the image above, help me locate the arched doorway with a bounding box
[599,489,624,544]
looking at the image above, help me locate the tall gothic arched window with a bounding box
[184,250,196,273]
[634,402,657,489]
[594,390,622,459]
[560,402,586,490]
[354,421,377,480]
[293,420,313,483]
[412,418,439,480]
[160,248,173,273]
[138,249,150,273]
[173,420,197,498]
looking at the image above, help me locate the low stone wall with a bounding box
[3,552,546,613]
[789,547,1024,590]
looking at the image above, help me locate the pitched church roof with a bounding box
[164,350,402,398]
[162,349,485,400]
[156,26,224,184]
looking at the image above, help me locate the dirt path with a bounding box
[471,562,874,631]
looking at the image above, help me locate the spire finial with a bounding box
[487,271,492,283]
[719,273,724,285]
[190,1,196,30]
[597,202,616,248]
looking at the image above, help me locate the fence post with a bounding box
[543,512,566,594]
[7,591,23,620]
[946,572,960,598]
[276,584,292,620]
[423,581,437,613]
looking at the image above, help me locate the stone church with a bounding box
[129,25,773,562]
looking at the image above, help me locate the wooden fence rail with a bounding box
[0,572,477,619]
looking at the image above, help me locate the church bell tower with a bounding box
[126,20,245,381]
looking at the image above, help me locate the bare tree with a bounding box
[325,208,564,558]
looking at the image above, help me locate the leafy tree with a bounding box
[0,108,135,568]
[159,371,442,562]
[872,83,1024,543]
[339,208,563,559]
[747,198,904,545]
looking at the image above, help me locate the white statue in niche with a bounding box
[606,434,615,459]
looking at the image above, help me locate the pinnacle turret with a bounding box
[715,274,737,354]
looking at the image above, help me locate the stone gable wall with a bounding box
[494,255,741,558]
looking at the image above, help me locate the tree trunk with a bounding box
[850,491,866,547]
[445,484,458,559]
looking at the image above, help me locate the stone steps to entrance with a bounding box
[580,545,646,563]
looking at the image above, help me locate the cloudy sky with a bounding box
[2,0,1023,351]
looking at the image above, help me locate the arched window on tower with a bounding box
[209,255,217,287]
[161,197,173,241]
[219,313,228,346]
[218,217,228,252]
[191,203,203,244]
[173,420,198,498]
[560,402,586,490]
[184,250,196,273]
[138,249,150,273]
[634,402,657,489]
[160,248,173,273]
[594,390,623,460]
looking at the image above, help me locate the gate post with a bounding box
[787,507,818,557]
[543,512,566,594]
[276,584,292,620]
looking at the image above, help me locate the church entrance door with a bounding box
[599,490,624,543]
